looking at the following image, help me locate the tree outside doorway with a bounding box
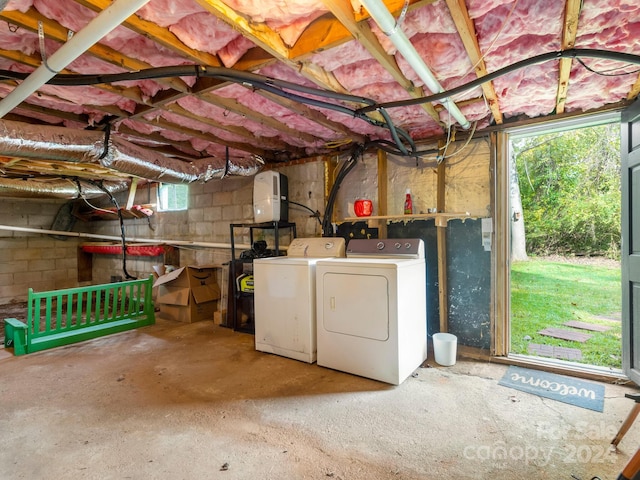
[509,122,622,369]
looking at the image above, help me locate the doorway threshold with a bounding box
[493,353,628,384]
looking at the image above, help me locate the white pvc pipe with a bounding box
[0,0,151,118]
[0,224,254,251]
[360,0,470,129]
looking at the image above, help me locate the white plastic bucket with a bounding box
[433,333,457,366]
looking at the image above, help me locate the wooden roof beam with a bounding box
[445,0,503,124]
[556,0,582,114]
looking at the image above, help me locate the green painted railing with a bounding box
[4,275,155,355]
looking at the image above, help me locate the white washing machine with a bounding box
[253,237,346,363]
[315,238,427,385]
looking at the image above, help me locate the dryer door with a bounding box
[321,272,389,341]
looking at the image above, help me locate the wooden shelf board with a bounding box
[343,212,471,222]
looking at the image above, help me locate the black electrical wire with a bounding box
[0,64,412,154]
[357,48,640,114]
[575,57,640,77]
[98,123,111,160]
[1,48,639,159]
[289,201,322,226]
[322,144,363,237]
[85,180,136,280]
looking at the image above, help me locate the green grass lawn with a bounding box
[510,258,622,369]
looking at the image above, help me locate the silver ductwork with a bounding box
[0,119,264,186]
[0,177,129,199]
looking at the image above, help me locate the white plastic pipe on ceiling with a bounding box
[359,0,470,130]
[0,0,152,118]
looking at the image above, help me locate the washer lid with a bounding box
[287,237,346,258]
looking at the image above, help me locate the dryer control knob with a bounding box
[405,242,412,249]
[394,242,402,249]
[376,241,385,250]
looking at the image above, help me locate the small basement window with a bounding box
[157,183,189,212]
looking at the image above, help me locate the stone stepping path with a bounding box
[563,320,612,332]
[528,343,583,360]
[538,327,592,343]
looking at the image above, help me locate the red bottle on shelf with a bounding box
[404,189,413,215]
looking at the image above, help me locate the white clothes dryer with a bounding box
[315,238,427,385]
[253,237,345,363]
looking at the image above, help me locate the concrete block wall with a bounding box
[87,160,327,285]
[0,199,82,304]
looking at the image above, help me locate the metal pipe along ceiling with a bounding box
[0,0,152,118]
[359,0,471,130]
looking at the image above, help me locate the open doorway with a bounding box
[507,114,622,371]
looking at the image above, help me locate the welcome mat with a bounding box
[498,366,605,412]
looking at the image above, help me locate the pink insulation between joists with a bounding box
[168,12,244,66]
[223,0,328,47]
[215,83,341,142]
[137,0,205,27]
[33,0,196,73]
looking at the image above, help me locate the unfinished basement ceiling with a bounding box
[0,0,639,195]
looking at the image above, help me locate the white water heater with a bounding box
[253,171,288,223]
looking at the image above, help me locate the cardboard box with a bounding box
[153,265,221,323]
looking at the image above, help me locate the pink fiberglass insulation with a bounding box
[118,119,164,136]
[369,0,458,56]
[157,128,198,144]
[174,96,283,138]
[466,0,564,119]
[564,60,635,112]
[223,0,328,47]
[168,12,241,57]
[0,25,39,55]
[396,32,477,98]
[493,62,560,118]
[574,0,640,40]
[310,40,373,72]
[198,143,252,162]
[37,83,138,113]
[5,0,33,12]
[137,0,205,27]
[258,63,318,88]
[215,83,340,140]
[320,108,388,138]
[470,0,563,54]
[33,0,194,71]
[563,0,640,112]
[12,107,63,126]
[218,36,256,68]
[333,60,397,93]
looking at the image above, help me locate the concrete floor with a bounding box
[1,317,639,480]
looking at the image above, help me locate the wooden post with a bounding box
[125,177,139,210]
[436,147,448,333]
[377,149,388,238]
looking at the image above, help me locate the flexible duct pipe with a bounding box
[0,120,264,184]
[359,0,470,129]
[0,177,129,199]
[0,0,151,118]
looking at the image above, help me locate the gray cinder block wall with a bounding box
[0,199,81,304]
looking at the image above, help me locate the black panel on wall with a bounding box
[335,221,379,243]
[388,219,491,349]
[387,220,439,338]
[446,219,491,349]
